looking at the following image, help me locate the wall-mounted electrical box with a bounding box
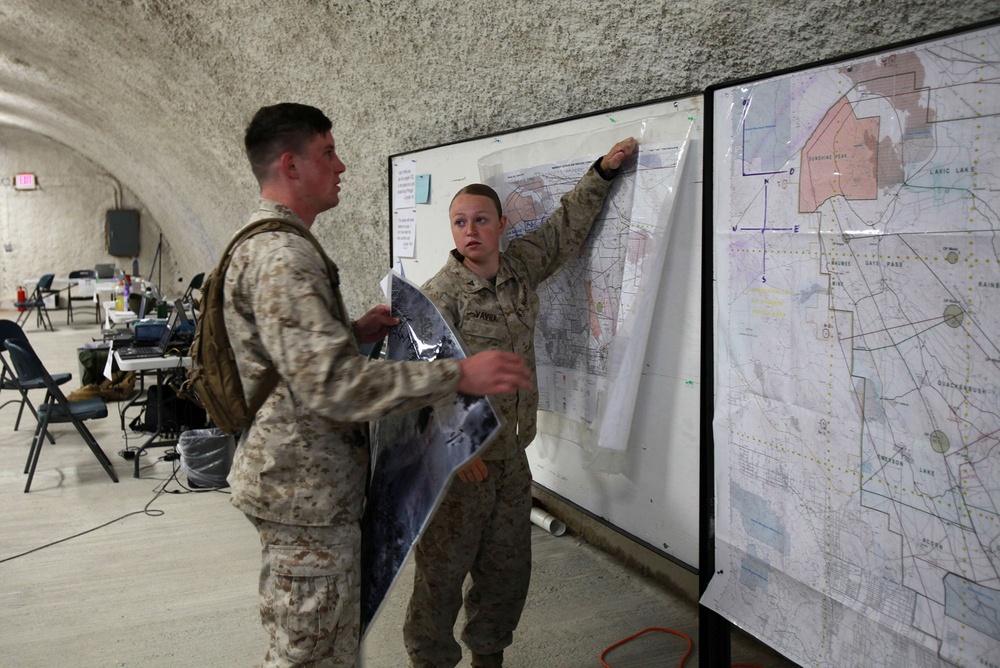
[107,209,140,256]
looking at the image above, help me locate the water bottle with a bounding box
[114,280,125,311]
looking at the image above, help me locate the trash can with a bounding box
[176,428,235,489]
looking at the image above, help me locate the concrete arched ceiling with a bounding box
[0,3,260,277]
[0,1,994,311]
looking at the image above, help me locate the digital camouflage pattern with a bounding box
[404,452,532,667]
[250,516,361,667]
[405,163,614,667]
[421,164,613,461]
[226,200,462,527]
[226,200,463,666]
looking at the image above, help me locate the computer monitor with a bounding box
[95,264,116,279]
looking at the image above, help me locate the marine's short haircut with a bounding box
[450,183,503,218]
[244,103,333,182]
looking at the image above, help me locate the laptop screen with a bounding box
[157,308,179,347]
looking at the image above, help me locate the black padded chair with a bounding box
[0,320,72,443]
[67,269,99,324]
[181,272,205,305]
[5,338,118,492]
[14,274,56,331]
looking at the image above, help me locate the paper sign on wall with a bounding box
[393,208,417,258]
[393,160,416,209]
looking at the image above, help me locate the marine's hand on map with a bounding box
[354,304,399,344]
[458,351,532,396]
[600,137,638,172]
[457,455,489,483]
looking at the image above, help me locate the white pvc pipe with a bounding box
[529,507,566,536]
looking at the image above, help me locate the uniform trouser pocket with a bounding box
[249,516,362,668]
[269,544,351,663]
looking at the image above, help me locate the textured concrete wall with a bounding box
[0,1,996,313]
[0,127,177,300]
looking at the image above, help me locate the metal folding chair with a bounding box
[67,269,100,324]
[181,272,205,305]
[5,338,118,492]
[14,274,56,331]
[0,320,71,443]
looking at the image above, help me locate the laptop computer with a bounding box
[117,309,180,360]
[175,299,192,326]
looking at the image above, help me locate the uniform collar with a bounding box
[447,249,512,292]
[254,198,307,227]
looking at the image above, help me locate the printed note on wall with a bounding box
[393,208,416,258]
[393,160,416,209]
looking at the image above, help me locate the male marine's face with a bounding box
[296,130,346,213]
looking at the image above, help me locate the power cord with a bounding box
[599,627,765,668]
[600,627,693,667]
[0,478,168,564]
[1,441,226,564]
[155,452,230,495]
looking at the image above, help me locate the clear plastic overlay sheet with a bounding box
[477,119,693,471]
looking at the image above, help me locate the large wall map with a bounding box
[480,139,689,456]
[703,24,1000,666]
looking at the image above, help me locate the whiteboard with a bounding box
[389,94,704,568]
[702,18,1000,667]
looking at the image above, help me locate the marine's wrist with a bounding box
[594,156,616,181]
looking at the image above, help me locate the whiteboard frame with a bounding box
[388,92,706,571]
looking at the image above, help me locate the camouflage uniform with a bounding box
[226,200,463,667]
[404,162,616,667]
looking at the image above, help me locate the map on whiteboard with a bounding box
[702,25,1000,667]
[483,141,687,452]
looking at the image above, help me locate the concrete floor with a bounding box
[0,311,799,667]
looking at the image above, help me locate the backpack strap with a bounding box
[224,216,343,417]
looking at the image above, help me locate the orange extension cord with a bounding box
[599,626,765,668]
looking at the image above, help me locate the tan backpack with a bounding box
[183,217,339,434]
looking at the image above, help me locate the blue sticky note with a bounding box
[415,174,431,204]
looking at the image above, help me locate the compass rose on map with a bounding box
[733,97,801,284]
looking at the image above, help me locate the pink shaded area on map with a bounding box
[799,97,880,213]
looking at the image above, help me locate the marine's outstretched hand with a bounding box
[600,136,639,172]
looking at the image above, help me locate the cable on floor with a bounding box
[600,627,693,667]
[158,454,230,495]
[599,626,765,668]
[0,466,172,564]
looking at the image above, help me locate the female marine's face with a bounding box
[449,194,506,263]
